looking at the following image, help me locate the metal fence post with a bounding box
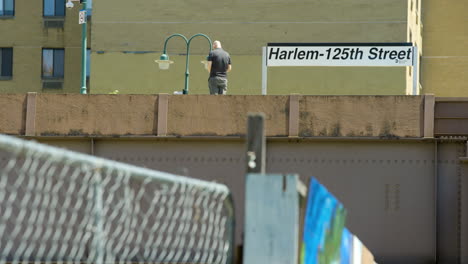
[93,171,104,264]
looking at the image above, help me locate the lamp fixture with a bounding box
[155,54,174,70]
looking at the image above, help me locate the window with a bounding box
[0,48,13,79]
[42,49,64,79]
[0,0,15,16]
[43,0,65,16]
[419,54,422,87]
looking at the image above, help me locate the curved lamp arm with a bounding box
[156,34,189,70]
[162,33,189,55]
[157,33,213,95]
[187,34,213,71]
[183,34,213,94]
[187,33,213,52]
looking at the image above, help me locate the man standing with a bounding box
[207,41,232,95]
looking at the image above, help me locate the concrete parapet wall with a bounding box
[0,94,424,138]
[299,96,423,137]
[168,95,289,137]
[36,94,159,136]
[0,94,27,135]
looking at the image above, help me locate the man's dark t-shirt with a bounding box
[208,48,231,78]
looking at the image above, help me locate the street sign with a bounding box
[267,45,414,67]
[79,10,87,24]
[261,43,419,95]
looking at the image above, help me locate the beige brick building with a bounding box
[90,0,421,95]
[0,0,91,93]
[1,0,466,96]
[422,0,468,97]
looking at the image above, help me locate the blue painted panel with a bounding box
[340,228,352,264]
[301,178,347,264]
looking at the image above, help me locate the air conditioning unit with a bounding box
[42,79,63,89]
[43,17,65,28]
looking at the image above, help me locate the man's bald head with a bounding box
[213,40,222,49]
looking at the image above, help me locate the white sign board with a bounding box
[261,43,418,95]
[79,10,87,24]
[267,46,414,67]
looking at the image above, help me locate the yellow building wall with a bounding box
[91,0,410,95]
[406,0,423,95]
[422,0,468,96]
[0,1,90,93]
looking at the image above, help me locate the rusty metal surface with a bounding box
[436,142,465,263]
[27,138,436,263]
[5,137,467,263]
[458,144,468,264]
[435,98,468,136]
[267,140,437,264]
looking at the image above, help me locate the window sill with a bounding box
[0,16,15,20]
[43,16,65,19]
[0,76,12,80]
[42,77,64,82]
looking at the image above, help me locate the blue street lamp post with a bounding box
[155,33,212,95]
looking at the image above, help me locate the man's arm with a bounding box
[227,56,232,72]
[206,61,212,72]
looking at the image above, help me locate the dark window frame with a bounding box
[0,48,13,79]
